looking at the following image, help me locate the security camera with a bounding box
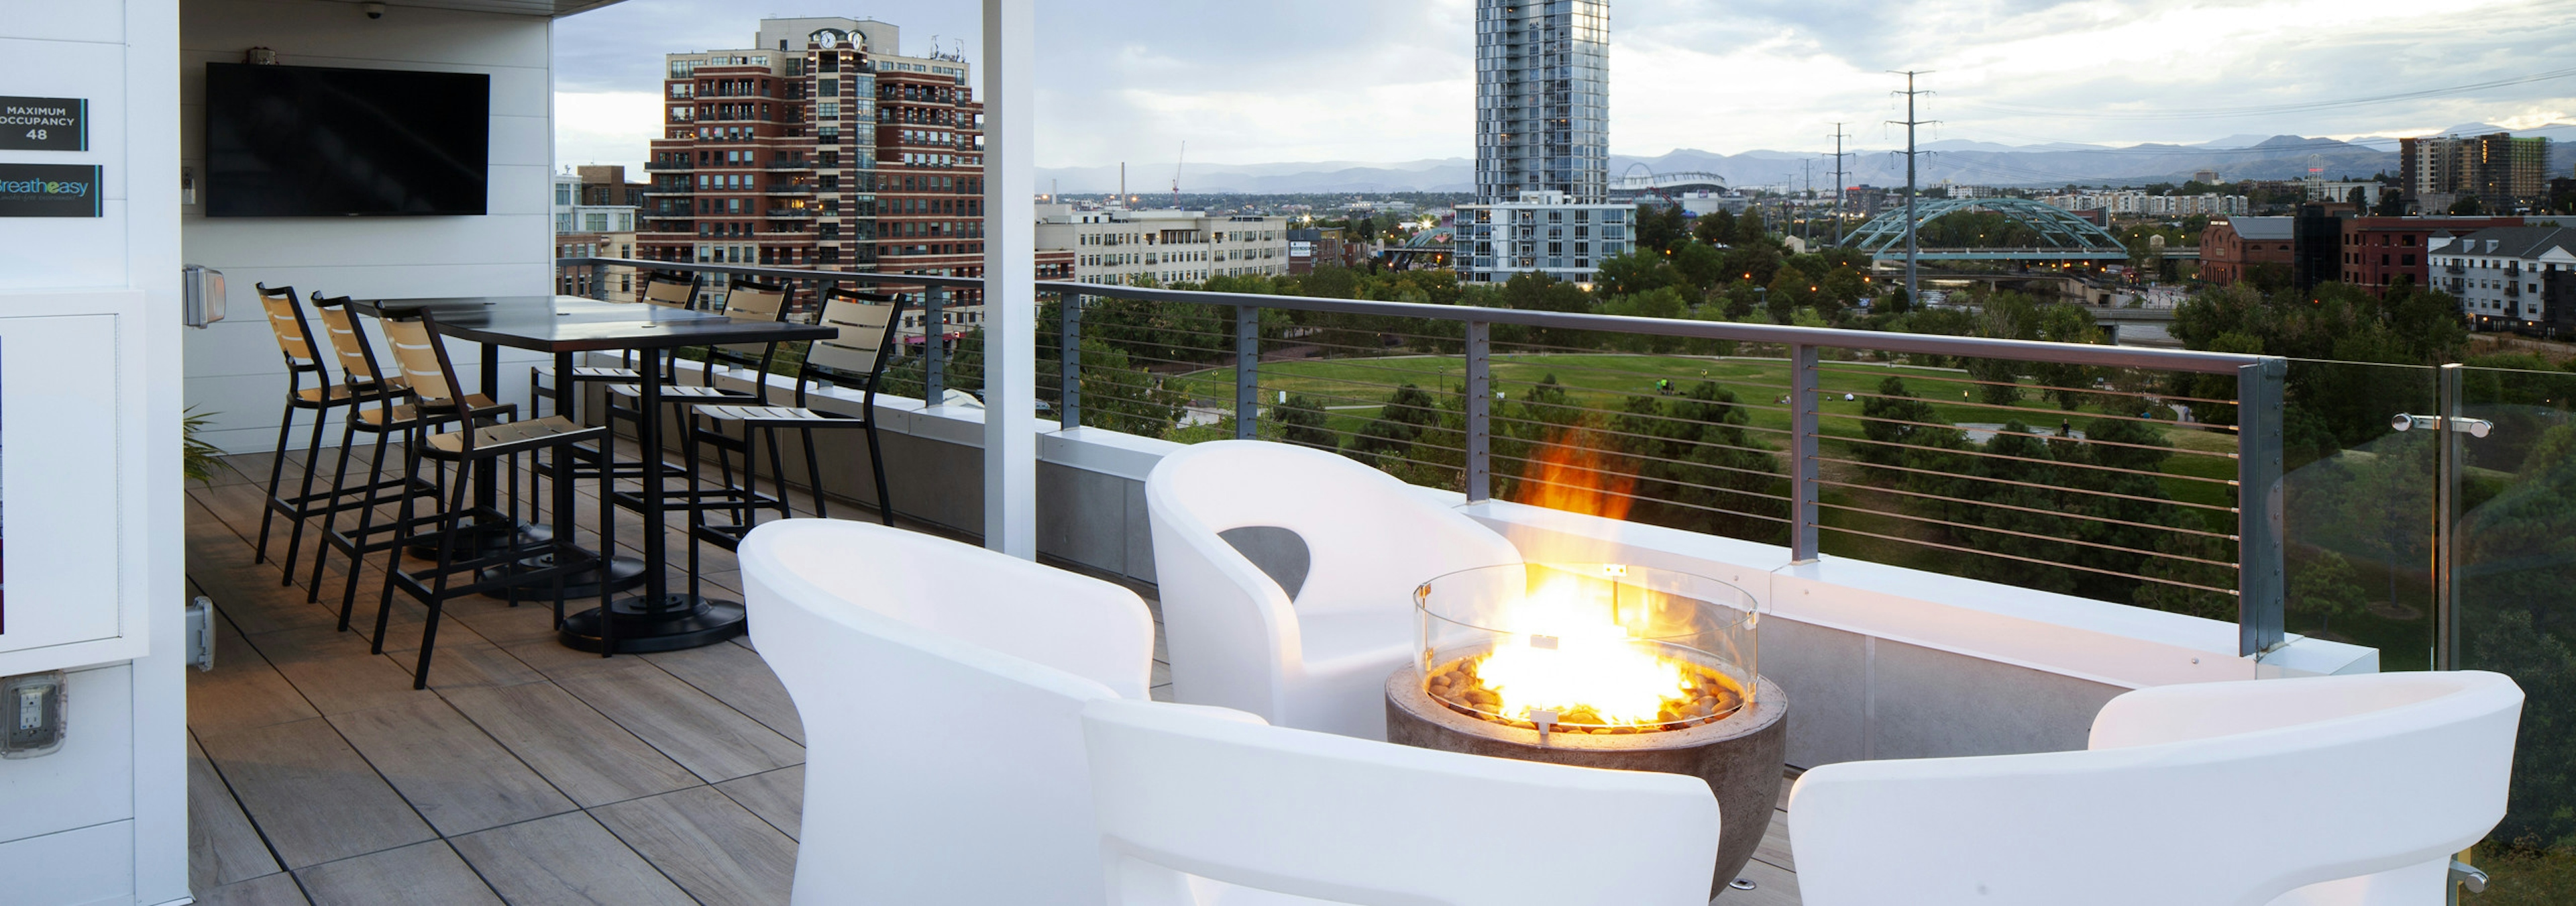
[362,2,384,18]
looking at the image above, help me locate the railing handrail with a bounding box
[561,256,2263,374]
[557,253,2288,657]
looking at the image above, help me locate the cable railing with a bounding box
[559,255,2289,656]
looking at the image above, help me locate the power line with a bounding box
[1961,65,2576,121]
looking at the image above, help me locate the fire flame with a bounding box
[1461,430,1699,727]
[1517,427,1633,523]
[1475,566,1692,725]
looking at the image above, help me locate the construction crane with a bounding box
[1171,141,1185,209]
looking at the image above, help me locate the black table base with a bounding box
[557,594,747,653]
[479,551,649,601]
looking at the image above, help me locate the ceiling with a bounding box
[329,0,631,18]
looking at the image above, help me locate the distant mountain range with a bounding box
[1038,122,2576,195]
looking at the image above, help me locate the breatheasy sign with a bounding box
[0,97,86,152]
[0,164,101,217]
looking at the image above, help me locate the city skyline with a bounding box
[554,0,2576,174]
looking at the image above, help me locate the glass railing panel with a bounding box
[2278,358,2439,672]
[2455,361,2576,899]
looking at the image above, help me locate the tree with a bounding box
[1693,209,1737,246]
[1736,207,1769,246]
[1764,264,1811,323]
[2033,303,2103,410]
[2450,195,2485,215]
[1611,381,1787,544]
[1882,286,1913,315]
[1347,383,1441,470]
[2288,548,2367,640]
[1635,203,1688,252]
[1596,250,1680,297]
[1817,266,1869,319]
[1670,241,1727,293]
[1273,393,1336,450]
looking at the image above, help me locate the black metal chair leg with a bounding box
[799,426,828,519]
[311,417,364,603]
[865,420,894,526]
[280,395,333,585]
[372,432,427,655]
[337,429,396,631]
[763,425,790,526]
[254,399,298,566]
[411,460,474,691]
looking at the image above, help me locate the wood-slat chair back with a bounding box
[712,279,793,361]
[309,293,399,392]
[378,315,466,409]
[804,289,905,383]
[256,283,323,367]
[639,271,698,309]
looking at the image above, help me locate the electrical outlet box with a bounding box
[1,671,66,758]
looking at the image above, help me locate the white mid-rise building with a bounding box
[2429,225,2576,327]
[551,172,636,235]
[2039,190,2247,218]
[1455,191,1633,286]
[1034,204,1291,286]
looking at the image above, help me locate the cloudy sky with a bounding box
[553,0,2576,172]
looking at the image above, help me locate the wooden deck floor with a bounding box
[184,448,1801,905]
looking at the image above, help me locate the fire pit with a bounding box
[1385,562,1786,897]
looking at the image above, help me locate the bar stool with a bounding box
[252,283,367,581]
[527,268,698,422]
[313,298,516,630]
[361,309,615,688]
[526,269,702,522]
[689,285,910,550]
[303,293,450,608]
[599,278,795,599]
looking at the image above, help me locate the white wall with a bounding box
[180,0,557,453]
[0,2,189,905]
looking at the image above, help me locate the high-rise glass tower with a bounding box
[1474,0,1609,204]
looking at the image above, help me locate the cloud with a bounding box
[554,0,2576,172]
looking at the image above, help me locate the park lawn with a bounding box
[1184,352,2240,468]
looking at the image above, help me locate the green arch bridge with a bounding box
[1837,197,2130,262]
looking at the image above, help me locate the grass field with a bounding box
[1181,351,2240,498]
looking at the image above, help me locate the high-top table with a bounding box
[356,295,836,652]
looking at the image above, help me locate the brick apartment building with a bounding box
[2199,217,2295,287]
[636,17,992,315]
[2338,215,2525,294]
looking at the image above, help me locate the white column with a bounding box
[981,0,1038,558]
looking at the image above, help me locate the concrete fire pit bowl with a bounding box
[1386,667,1788,898]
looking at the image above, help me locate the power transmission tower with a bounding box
[1888,71,1935,305]
[1826,123,1853,246]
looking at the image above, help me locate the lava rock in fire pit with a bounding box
[1385,666,1787,899]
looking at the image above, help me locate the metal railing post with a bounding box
[923,285,946,404]
[2434,362,2463,670]
[1464,320,1492,503]
[1235,304,1259,440]
[2237,356,2288,657]
[1061,292,1083,430]
[1788,344,1821,562]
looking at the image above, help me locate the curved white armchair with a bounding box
[741,519,1157,906]
[1788,670,2524,906]
[1080,697,1723,906]
[1144,440,1522,739]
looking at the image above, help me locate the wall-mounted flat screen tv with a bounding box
[204,62,489,217]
